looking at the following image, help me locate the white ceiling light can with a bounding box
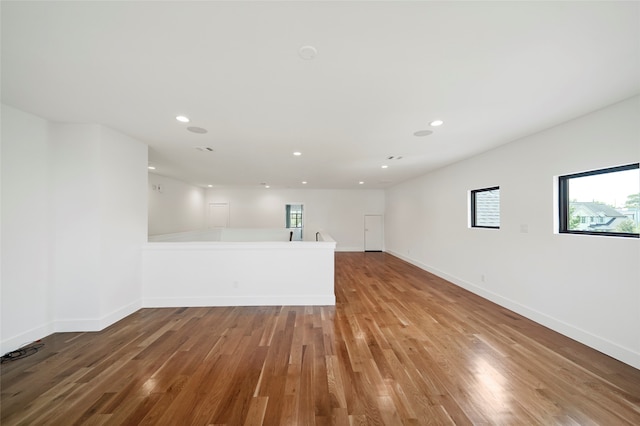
[381,165,389,169]
[293,151,302,156]
[302,181,307,184]
[298,45,317,60]
[148,166,156,170]
[413,129,433,137]
[430,120,444,127]
[359,181,364,185]
[176,115,190,123]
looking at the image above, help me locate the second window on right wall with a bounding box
[558,163,639,238]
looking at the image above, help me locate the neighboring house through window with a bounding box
[471,187,500,229]
[559,163,639,237]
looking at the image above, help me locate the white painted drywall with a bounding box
[142,241,336,307]
[1,104,53,352]
[50,123,147,330]
[98,126,147,325]
[1,105,147,354]
[205,188,385,251]
[50,124,103,326]
[385,96,640,368]
[148,173,205,236]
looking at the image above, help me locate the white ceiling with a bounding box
[2,1,639,189]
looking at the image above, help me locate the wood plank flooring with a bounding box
[2,252,640,424]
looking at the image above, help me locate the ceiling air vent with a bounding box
[194,146,214,152]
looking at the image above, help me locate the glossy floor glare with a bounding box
[2,252,639,425]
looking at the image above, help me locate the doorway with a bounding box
[208,203,229,228]
[364,215,383,251]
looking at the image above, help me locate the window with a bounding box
[558,163,639,238]
[286,205,303,228]
[285,204,304,241]
[471,187,500,228]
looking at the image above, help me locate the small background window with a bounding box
[285,204,304,241]
[471,187,500,228]
[558,163,639,238]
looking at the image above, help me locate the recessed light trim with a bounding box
[207,185,213,188]
[298,45,317,60]
[148,166,156,170]
[359,181,364,185]
[265,185,270,189]
[293,151,302,156]
[302,181,307,184]
[381,165,389,169]
[176,115,190,123]
[430,120,444,127]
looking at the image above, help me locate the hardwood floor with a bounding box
[2,252,640,425]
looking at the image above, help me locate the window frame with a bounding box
[470,186,500,229]
[558,163,639,238]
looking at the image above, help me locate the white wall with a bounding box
[98,127,147,325]
[1,104,53,351]
[148,173,205,236]
[1,105,147,353]
[205,188,385,251]
[50,124,102,326]
[385,96,640,368]
[142,240,336,307]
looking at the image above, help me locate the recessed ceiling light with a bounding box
[207,185,213,188]
[302,181,307,184]
[414,130,433,137]
[187,126,208,134]
[176,115,190,123]
[298,45,317,60]
[359,181,364,185]
[293,151,302,156]
[430,120,444,127]
[381,165,389,169]
[148,166,156,170]
[265,185,270,189]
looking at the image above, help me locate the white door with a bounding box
[364,215,383,251]
[208,203,229,228]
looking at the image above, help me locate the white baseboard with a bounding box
[386,250,640,370]
[0,323,54,357]
[98,300,141,330]
[142,295,336,308]
[335,246,363,252]
[54,300,142,333]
